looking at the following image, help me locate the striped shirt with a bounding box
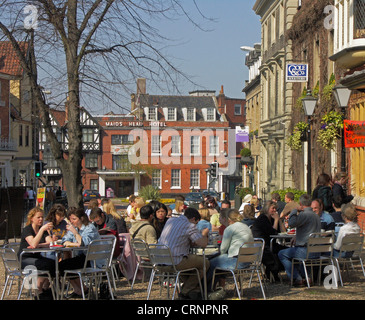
[158,215,202,264]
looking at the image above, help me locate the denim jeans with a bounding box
[278,246,311,281]
[207,254,249,291]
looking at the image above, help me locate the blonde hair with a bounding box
[103,201,121,220]
[175,200,185,213]
[342,203,359,222]
[135,197,145,208]
[228,209,244,223]
[198,208,211,222]
[26,207,44,226]
[250,198,259,207]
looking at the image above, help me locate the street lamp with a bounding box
[332,83,352,172]
[302,90,318,195]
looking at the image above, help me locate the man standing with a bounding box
[278,194,321,286]
[129,205,157,244]
[158,207,209,299]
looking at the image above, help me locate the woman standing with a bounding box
[18,207,55,294]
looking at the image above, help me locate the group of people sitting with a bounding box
[18,172,360,300]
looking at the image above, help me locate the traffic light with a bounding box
[34,161,42,178]
[209,162,219,179]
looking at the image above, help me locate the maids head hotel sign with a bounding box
[105,121,167,127]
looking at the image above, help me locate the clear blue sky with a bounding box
[144,0,261,102]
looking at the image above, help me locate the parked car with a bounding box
[83,190,101,202]
[202,189,220,199]
[185,192,204,207]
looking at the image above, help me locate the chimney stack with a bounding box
[137,78,146,95]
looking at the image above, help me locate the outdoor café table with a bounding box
[270,233,295,252]
[192,243,220,300]
[20,245,87,300]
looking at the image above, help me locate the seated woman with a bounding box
[18,207,55,295]
[197,208,212,233]
[333,203,361,258]
[251,200,286,282]
[45,203,68,242]
[102,200,128,234]
[241,204,256,227]
[59,207,100,298]
[206,209,254,291]
[151,202,169,239]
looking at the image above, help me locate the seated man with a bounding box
[158,207,209,299]
[278,194,321,286]
[89,207,121,258]
[129,205,157,244]
[311,199,335,231]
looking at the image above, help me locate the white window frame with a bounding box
[171,169,181,189]
[190,136,200,156]
[234,104,242,115]
[190,169,200,189]
[187,108,196,121]
[167,107,177,121]
[209,136,219,156]
[171,135,181,155]
[206,108,216,121]
[148,107,157,121]
[151,135,161,155]
[152,169,162,189]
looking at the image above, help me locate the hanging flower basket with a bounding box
[317,111,343,150]
[287,121,309,151]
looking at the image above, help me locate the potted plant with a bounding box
[286,121,309,151]
[317,110,343,150]
[240,148,254,165]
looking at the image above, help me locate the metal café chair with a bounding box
[147,244,203,300]
[290,231,337,288]
[333,233,365,286]
[1,247,55,300]
[115,234,131,286]
[130,238,154,290]
[99,234,118,292]
[60,238,115,300]
[211,240,266,300]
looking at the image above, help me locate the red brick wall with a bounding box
[97,119,230,195]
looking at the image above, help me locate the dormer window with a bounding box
[206,108,216,121]
[147,107,157,121]
[187,108,196,121]
[167,107,177,121]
